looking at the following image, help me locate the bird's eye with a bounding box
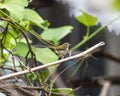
[65,44,68,48]
[65,44,67,46]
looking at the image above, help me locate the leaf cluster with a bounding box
[0,0,74,95]
[0,0,119,95]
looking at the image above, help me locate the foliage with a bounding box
[75,10,98,27]
[0,0,120,95]
[0,0,74,95]
[112,0,120,11]
[14,42,58,64]
[41,26,73,45]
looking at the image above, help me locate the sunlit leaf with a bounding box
[41,20,50,27]
[0,21,7,28]
[41,26,73,45]
[0,53,9,64]
[0,0,28,20]
[75,10,98,27]
[20,38,32,44]
[14,42,30,57]
[24,9,46,29]
[14,42,58,64]
[19,21,30,30]
[112,0,120,11]
[35,48,58,64]
[52,88,75,96]
[15,42,57,82]
[8,25,21,38]
[2,33,16,49]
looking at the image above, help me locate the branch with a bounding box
[0,41,105,80]
[99,80,111,96]
[0,66,17,72]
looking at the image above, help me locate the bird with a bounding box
[49,42,71,59]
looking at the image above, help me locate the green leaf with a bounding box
[0,0,28,20]
[14,42,30,57]
[14,42,58,64]
[0,53,9,64]
[0,21,7,28]
[35,48,58,64]
[27,72,37,81]
[8,25,21,38]
[20,38,32,44]
[23,9,46,29]
[112,0,120,11]
[75,10,98,27]
[41,20,50,27]
[52,88,75,96]
[2,33,16,49]
[41,26,73,45]
[19,21,30,30]
[39,69,50,82]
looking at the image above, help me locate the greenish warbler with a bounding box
[49,42,71,59]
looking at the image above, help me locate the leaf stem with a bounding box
[71,15,120,51]
[86,26,90,36]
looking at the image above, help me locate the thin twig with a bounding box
[47,60,80,96]
[0,23,9,60]
[0,66,17,72]
[0,41,105,80]
[21,85,64,96]
[99,80,111,96]
[53,60,80,86]
[0,17,36,64]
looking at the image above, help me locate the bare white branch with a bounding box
[0,41,105,80]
